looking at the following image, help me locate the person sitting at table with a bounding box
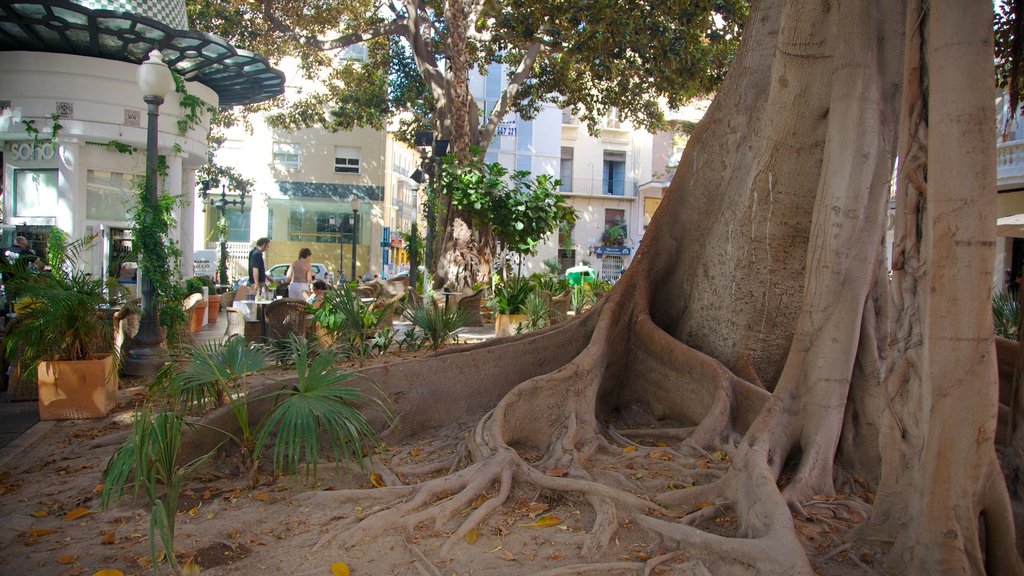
[306,279,328,308]
[286,247,314,300]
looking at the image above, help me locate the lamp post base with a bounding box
[122,343,170,377]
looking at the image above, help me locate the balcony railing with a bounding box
[998,140,1024,188]
[559,177,636,197]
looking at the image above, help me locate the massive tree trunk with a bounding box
[189,0,1024,572]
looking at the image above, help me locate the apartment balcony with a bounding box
[559,177,637,198]
[998,139,1024,190]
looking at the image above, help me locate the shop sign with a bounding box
[9,141,57,161]
[595,246,631,256]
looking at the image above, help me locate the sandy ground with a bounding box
[0,357,873,576]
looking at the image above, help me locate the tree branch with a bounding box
[260,0,406,51]
[480,41,546,146]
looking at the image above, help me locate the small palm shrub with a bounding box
[404,303,468,350]
[313,286,393,359]
[994,291,1020,340]
[571,283,595,315]
[255,336,392,482]
[102,407,215,574]
[523,293,550,331]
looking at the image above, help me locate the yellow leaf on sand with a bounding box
[471,494,488,509]
[526,502,549,517]
[93,484,104,496]
[696,501,716,509]
[188,505,201,516]
[465,528,478,544]
[64,507,90,521]
[25,529,58,537]
[330,561,350,576]
[181,562,201,575]
[253,493,269,501]
[622,446,637,453]
[92,570,125,576]
[519,515,562,527]
[409,448,422,457]
[30,510,48,518]
[369,473,385,488]
[57,555,77,564]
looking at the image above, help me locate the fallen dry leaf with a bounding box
[696,501,717,509]
[330,561,350,576]
[622,446,637,453]
[181,562,201,575]
[369,473,385,488]
[409,448,422,457]
[519,515,562,527]
[30,510,48,518]
[465,528,478,544]
[64,507,90,521]
[57,567,85,576]
[100,530,117,545]
[526,502,549,517]
[57,555,77,564]
[253,492,269,502]
[93,484,104,496]
[470,494,488,509]
[499,549,516,561]
[24,529,58,537]
[544,467,567,477]
[90,570,124,576]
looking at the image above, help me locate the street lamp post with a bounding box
[350,197,361,282]
[199,183,247,285]
[124,50,174,377]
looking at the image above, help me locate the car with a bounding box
[267,262,329,284]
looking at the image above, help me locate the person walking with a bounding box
[286,247,313,299]
[248,237,270,295]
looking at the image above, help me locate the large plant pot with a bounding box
[37,355,118,420]
[495,313,528,338]
[207,294,221,324]
[189,299,209,333]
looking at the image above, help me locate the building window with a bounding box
[288,208,355,243]
[14,169,58,218]
[603,208,627,245]
[273,143,300,170]
[560,147,573,193]
[336,44,368,63]
[603,150,626,196]
[334,146,361,174]
[86,170,138,221]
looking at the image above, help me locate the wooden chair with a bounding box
[456,289,484,327]
[549,290,571,324]
[264,298,309,343]
[224,308,246,342]
[221,290,236,310]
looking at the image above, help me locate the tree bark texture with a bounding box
[186,1,1024,572]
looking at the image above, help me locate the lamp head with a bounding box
[411,168,425,183]
[137,50,174,99]
[350,197,361,213]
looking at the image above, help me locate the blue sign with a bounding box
[595,246,631,256]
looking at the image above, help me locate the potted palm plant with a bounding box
[490,278,533,337]
[4,232,119,420]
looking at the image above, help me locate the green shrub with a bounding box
[404,303,468,350]
[490,278,533,315]
[994,291,1020,340]
[524,293,550,331]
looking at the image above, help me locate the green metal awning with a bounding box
[0,1,284,107]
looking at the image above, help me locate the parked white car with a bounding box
[267,262,329,284]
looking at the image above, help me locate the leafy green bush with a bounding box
[490,278,533,315]
[313,286,394,359]
[184,276,205,295]
[994,291,1020,340]
[404,303,468,350]
[571,283,596,315]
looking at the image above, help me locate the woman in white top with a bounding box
[286,247,314,299]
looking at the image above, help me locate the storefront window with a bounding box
[14,169,58,217]
[86,170,138,221]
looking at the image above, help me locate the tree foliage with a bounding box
[188,0,746,146]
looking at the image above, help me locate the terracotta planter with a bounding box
[37,355,118,420]
[207,293,221,324]
[189,299,209,333]
[494,313,528,338]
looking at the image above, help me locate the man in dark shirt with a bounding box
[248,237,270,292]
[4,236,37,274]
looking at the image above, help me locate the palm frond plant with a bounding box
[523,293,550,332]
[370,327,399,355]
[102,407,217,574]
[313,286,392,360]
[994,291,1021,340]
[398,326,426,352]
[403,303,468,350]
[158,337,274,482]
[254,335,393,483]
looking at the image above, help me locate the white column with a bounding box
[57,138,81,235]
